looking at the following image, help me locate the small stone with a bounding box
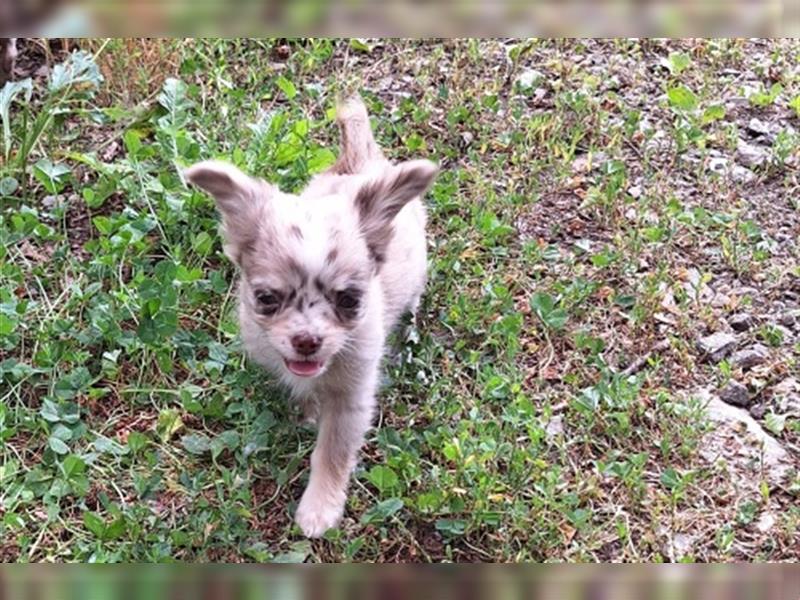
[778,312,796,328]
[732,165,756,184]
[627,184,642,199]
[515,69,543,90]
[737,139,768,168]
[697,332,737,362]
[719,380,750,407]
[729,312,753,332]
[708,156,729,174]
[746,117,772,138]
[545,415,564,438]
[749,403,767,419]
[731,344,769,370]
[756,512,776,533]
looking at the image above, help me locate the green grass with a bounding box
[1,39,799,562]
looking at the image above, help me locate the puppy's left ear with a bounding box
[355,159,438,264]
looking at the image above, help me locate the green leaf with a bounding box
[181,433,211,455]
[667,86,698,111]
[702,104,725,124]
[366,465,399,493]
[61,455,86,479]
[271,540,311,563]
[210,430,240,459]
[764,412,786,435]
[156,409,183,443]
[49,50,103,92]
[275,76,297,100]
[33,159,71,194]
[665,52,691,75]
[157,78,193,131]
[435,518,467,535]
[104,516,127,540]
[83,512,105,538]
[48,437,70,455]
[0,176,18,196]
[349,38,372,53]
[660,467,681,489]
[530,292,555,315]
[360,498,404,525]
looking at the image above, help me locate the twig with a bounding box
[619,339,671,377]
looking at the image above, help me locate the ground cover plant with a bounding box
[0,38,798,562]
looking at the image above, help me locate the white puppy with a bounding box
[185,96,437,537]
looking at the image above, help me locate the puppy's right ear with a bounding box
[185,160,272,263]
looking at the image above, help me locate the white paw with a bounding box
[295,490,345,538]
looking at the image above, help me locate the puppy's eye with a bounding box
[336,290,360,310]
[255,291,281,313]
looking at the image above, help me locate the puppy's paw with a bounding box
[295,490,345,538]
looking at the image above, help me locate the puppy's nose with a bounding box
[291,333,322,356]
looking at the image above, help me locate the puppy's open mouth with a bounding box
[284,359,324,377]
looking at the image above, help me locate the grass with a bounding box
[1,38,799,562]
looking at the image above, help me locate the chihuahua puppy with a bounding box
[185,96,437,537]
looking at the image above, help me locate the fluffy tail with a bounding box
[331,95,383,175]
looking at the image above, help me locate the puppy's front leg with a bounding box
[295,386,374,538]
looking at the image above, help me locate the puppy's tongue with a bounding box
[285,359,323,377]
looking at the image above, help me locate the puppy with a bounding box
[185,96,437,537]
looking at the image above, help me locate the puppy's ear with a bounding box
[355,159,437,265]
[185,160,273,263]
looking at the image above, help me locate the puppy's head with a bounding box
[185,159,436,379]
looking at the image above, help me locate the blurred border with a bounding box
[2,566,800,599]
[0,0,790,37]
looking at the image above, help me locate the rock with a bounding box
[732,164,756,183]
[756,512,776,533]
[719,380,750,407]
[773,379,800,414]
[663,532,696,560]
[627,184,642,199]
[697,332,737,362]
[708,156,729,174]
[737,139,768,168]
[545,415,564,439]
[776,394,800,415]
[729,313,753,332]
[746,117,772,139]
[702,392,792,485]
[778,312,796,328]
[773,377,799,396]
[731,344,769,369]
[515,69,544,90]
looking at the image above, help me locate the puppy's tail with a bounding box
[331,95,384,175]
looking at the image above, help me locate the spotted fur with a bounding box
[185,95,437,538]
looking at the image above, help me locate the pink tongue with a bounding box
[286,360,322,376]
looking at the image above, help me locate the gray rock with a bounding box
[697,332,737,362]
[545,415,564,438]
[731,344,769,369]
[702,392,792,485]
[746,117,772,139]
[749,403,767,419]
[708,156,729,174]
[729,312,753,332]
[732,164,756,184]
[719,380,750,407]
[778,312,796,328]
[773,378,800,414]
[776,394,800,415]
[737,139,768,168]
